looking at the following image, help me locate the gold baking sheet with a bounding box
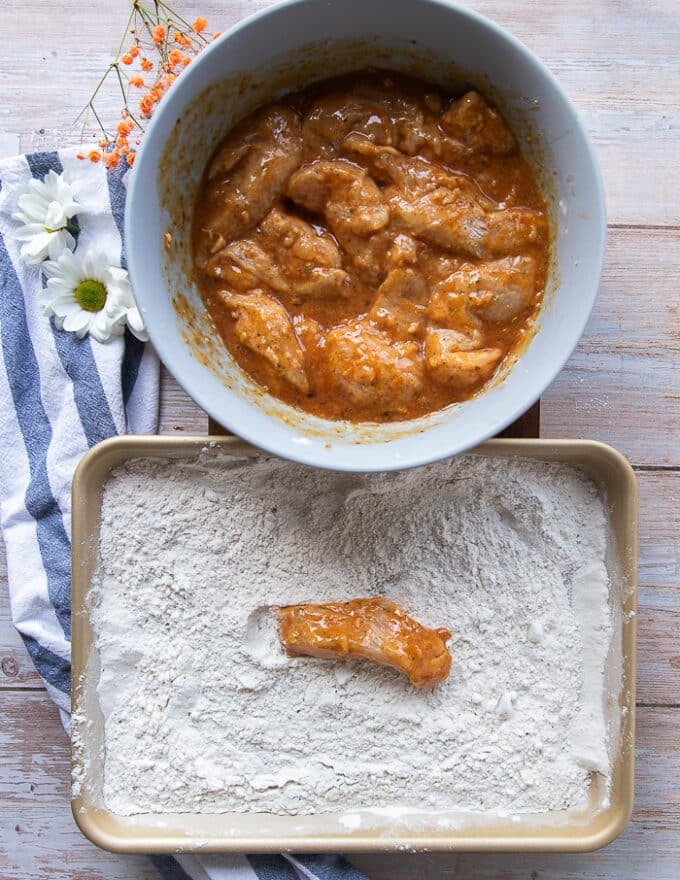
[71,437,637,853]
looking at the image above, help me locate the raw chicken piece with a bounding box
[448,256,538,322]
[303,82,437,158]
[440,91,517,156]
[293,315,324,356]
[342,133,458,190]
[344,135,545,259]
[197,106,302,260]
[324,320,423,411]
[219,291,308,392]
[258,208,350,302]
[427,272,484,345]
[303,93,394,157]
[424,328,504,388]
[369,268,429,338]
[210,239,290,292]
[386,233,419,269]
[259,207,342,269]
[287,159,392,283]
[342,81,438,156]
[388,182,545,259]
[204,209,350,302]
[276,598,452,688]
[287,159,390,238]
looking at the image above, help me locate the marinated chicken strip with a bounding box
[440,90,517,156]
[425,328,504,388]
[259,207,342,269]
[325,319,423,411]
[369,268,429,338]
[219,291,308,392]
[303,93,394,157]
[342,81,439,156]
[344,136,544,259]
[204,208,350,301]
[207,237,349,301]
[428,273,482,339]
[258,208,350,302]
[440,256,538,322]
[197,106,302,259]
[287,159,390,238]
[287,160,392,283]
[211,239,290,292]
[391,186,545,259]
[276,598,452,688]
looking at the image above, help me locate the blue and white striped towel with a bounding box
[0,147,367,880]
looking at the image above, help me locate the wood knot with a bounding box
[2,656,19,677]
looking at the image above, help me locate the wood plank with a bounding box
[637,594,680,708]
[541,228,680,467]
[476,0,680,228]
[1,692,158,880]
[0,545,43,689]
[3,1,680,226]
[638,471,680,589]
[158,365,208,435]
[542,349,679,466]
[0,689,677,880]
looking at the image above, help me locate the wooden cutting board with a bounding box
[208,401,540,439]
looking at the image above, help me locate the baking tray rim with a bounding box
[70,435,638,854]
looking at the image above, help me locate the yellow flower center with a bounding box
[75,279,107,312]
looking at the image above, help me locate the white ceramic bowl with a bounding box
[126,0,606,472]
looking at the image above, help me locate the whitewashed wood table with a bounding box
[2,1,678,877]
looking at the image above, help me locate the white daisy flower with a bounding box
[42,249,148,343]
[12,170,80,266]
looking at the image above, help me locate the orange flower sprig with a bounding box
[76,1,220,171]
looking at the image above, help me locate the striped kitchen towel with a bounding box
[0,147,367,880]
[0,148,159,723]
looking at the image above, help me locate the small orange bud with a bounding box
[192,17,208,33]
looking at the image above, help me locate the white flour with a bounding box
[88,449,613,816]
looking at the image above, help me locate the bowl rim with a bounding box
[125,0,607,472]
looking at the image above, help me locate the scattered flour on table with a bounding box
[88,450,613,816]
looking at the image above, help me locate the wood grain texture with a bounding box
[158,366,207,435]
[0,691,158,880]
[540,228,680,466]
[1,0,679,877]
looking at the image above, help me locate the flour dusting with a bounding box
[88,450,613,816]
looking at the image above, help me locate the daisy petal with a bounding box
[63,310,91,334]
[126,306,149,342]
